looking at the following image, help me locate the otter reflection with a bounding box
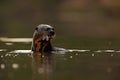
[32,52,55,80]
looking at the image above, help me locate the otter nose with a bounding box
[50,31,55,35]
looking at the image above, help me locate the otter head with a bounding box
[35,24,55,41]
[32,24,55,52]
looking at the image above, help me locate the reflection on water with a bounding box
[0,38,120,80]
[0,37,32,42]
[10,50,32,53]
[0,49,7,52]
[32,52,54,80]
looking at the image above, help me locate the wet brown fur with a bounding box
[31,24,54,53]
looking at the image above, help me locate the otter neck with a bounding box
[37,40,52,52]
[39,40,52,52]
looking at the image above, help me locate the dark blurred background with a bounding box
[0,0,120,38]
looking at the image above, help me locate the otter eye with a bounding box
[52,28,54,30]
[35,27,38,31]
[45,28,51,31]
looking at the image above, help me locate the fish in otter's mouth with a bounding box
[31,24,55,52]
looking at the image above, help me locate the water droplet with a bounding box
[75,53,78,55]
[0,64,5,69]
[1,55,4,58]
[14,54,18,57]
[5,43,13,45]
[70,56,73,58]
[8,54,12,57]
[12,63,19,69]
[92,54,94,56]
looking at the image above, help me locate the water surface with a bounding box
[0,37,120,80]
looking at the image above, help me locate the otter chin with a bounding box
[31,24,55,53]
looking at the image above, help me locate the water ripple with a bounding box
[2,49,120,54]
[0,37,32,43]
[9,50,32,53]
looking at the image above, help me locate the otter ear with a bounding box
[35,27,38,31]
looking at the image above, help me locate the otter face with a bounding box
[35,24,55,41]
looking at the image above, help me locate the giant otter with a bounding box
[31,24,55,53]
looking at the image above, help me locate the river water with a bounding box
[0,37,120,80]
